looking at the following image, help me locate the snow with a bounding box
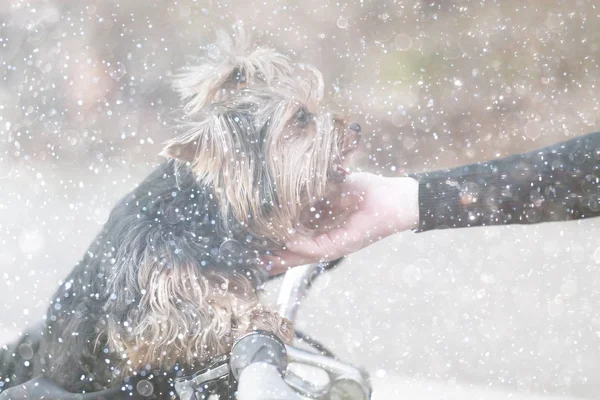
[1,0,599,398]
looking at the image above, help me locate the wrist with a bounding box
[385,176,420,233]
[405,176,420,230]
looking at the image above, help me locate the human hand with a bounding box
[264,172,419,275]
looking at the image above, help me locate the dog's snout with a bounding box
[348,122,361,134]
[340,121,361,155]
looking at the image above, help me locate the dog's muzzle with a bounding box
[335,122,361,177]
[346,122,361,148]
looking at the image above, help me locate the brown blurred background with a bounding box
[1,0,599,399]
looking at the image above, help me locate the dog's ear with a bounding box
[172,28,291,115]
[160,112,235,167]
[161,111,276,228]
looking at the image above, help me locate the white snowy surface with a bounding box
[371,376,580,400]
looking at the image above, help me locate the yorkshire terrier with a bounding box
[0,28,361,397]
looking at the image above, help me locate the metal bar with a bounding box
[276,263,320,322]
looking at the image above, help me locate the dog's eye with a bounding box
[295,109,311,125]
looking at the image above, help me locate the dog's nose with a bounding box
[348,122,361,133]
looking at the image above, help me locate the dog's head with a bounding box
[162,29,360,246]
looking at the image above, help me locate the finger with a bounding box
[260,252,314,276]
[259,254,286,275]
[266,264,290,276]
[285,226,364,260]
[262,251,313,268]
[314,226,365,254]
[284,235,327,257]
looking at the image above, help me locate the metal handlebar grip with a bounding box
[229,331,288,381]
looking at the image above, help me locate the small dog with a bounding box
[0,29,360,396]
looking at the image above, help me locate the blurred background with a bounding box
[1,0,599,398]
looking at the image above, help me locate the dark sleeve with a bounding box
[410,131,600,232]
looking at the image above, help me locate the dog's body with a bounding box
[0,29,359,396]
[27,162,290,393]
